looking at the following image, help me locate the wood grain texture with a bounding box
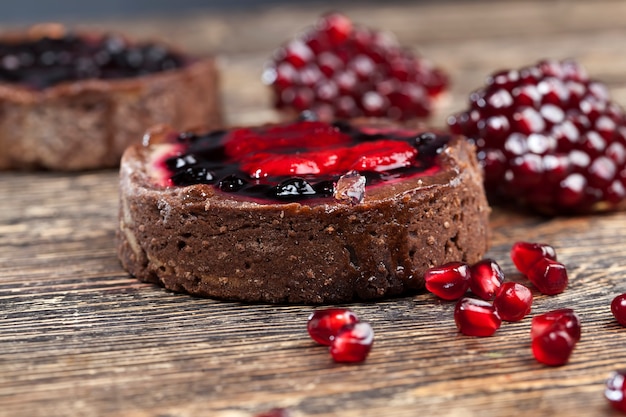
[2,1,626,416]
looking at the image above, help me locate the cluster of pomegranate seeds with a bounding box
[606,370,626,412]
[307,308,373,363]
[424,256,532,327]
[611,294,626,326]
[263,12,448,121]
[510,241,568,295]
[448,59,626,214]
[454,297,501,336]
[530,309,581,366]
[423,240,577,362]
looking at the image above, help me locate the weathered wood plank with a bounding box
[2,1,626,416]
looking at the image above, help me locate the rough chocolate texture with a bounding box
[0,32,221,171]
[117,136,490,304]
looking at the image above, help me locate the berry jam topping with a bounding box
[157,118,450,203]
[0,30,186,89]
[263,12,448,121]
[448,58,626,214]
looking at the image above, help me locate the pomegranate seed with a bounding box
[307,308,360,345]
[469,258,505,300]
[424,262,471,300]
[611,294,626,326]
[510,241,557,274]
[454,297,502,337]
[493,282,533,322]
[531,309,580,366]
[531,325,577,366]
[527,257,568,295]
[605,370,626,413]
[329,322,374,363]
[318,12,353,44]
[531,309,581,342]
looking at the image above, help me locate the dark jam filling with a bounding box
[0,33,186,89]
[163,120,451,203]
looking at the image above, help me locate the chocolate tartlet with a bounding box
[0,25,221,170]
[117,119,490,304]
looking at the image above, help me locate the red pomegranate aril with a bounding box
[531,309,581,343]
[530,309,581,366]
[307,308,360,346]
[493,282,533,322]
[329,322,374,363]
[424,262,471,301]
[531,326,577,366]
[606,370,626,413]
[454,297,502,337]
[469,258,505,300]
[526,257,568,295]
[611,294,626,326]
[318,12,353,44]
[510,241,558,274]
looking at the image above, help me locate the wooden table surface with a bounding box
[3,1,626,416]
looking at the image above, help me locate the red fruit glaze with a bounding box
[160,118,451,203]
[307,308,360,345]
[605,370,626,413]
[424,262,471,301]
[265,12,448,121]
[448,58,626,214]
[225,120,350,157]
[526,258,568,295]
[510,241,557,275]
[611,294,626,326]
[329,322,374,363]
[454,297,502,337]
[493,282,533,321]
[469,258,505,300]
[531,309,581,343]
